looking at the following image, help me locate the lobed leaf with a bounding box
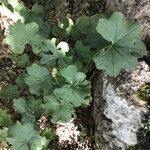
[0,109,12,127]
[0,84,20,100]
[41,95,75,123]
[7,122,47,150]
[11,54,30,67]
[54,65,91,107]
[25,63,52,95]
[5,21,43,54]
[0,127,8,142]
[13,98,27,114]
[40,38,70,67]
[75,41,92,63]
[93,12,146,76]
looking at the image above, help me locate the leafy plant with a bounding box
[25,63,52,95]
[0,0,146,149]
[40,127,55,142]
[41,95,75,123]
[93,12,146,76]
[5,21,43,54]
[11,53,30,67]
[0,84,20,100]
[54,65,91,107]
[6,122,47,150]
[0,109,12,127]
[0,127,8,142]
[40,38,70,67]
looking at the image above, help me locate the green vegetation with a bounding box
[137,83,150,104]
[0,0,146,149]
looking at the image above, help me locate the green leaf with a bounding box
[25,63,51,95]
[13,98,35,123]
[40,39,61,65]
[13,98,27,114]
[0,127,8,142]
[41,95,60,115]
[5,21,43,54]
[85,14,109,49]
[94,49,139,76]
[52,25,63,37]
[0,127,8,148]
[13,97,42,116]
[27,97,43,117]
[20,4,51,37]
[21,3,44,24]
[75,16,91,33]
[0,84,20,100]
[54,65,91,107]
[0,109,12,127]
[52,17,74,37]
[11,53,30,67]
[40,39,70,67]
[51,101,75,123]
[54,85,88,107]
[21,113,35,124]
[87,27,108,49]
[75,41,92,63]
[58,17,74,35]
[61,65,86,83]
[93,12,146,76]
[7,122,47,150]
[40,127,55,141]
[41,95,75,123]
[15,73,27,88]
[0,0,8,5]
[39,22,52,38]
[71,16,91,40]
[0,0,13,12]
[71,27,82,40]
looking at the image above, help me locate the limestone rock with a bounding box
[105,0,150,38]
[93,61,150,150]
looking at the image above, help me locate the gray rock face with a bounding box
[105,0,150,38]
[93,61,150,150]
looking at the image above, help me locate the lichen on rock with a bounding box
[93,61,150,150]
[103,80,142,149]
[103,61,150,149]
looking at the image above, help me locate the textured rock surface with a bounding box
[105,0,150,38]
[93,61,150,150]
[43,0,106,23]
[93,2,150,148]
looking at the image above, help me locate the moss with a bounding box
[137,83,150,105]
[127,145,139,150]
